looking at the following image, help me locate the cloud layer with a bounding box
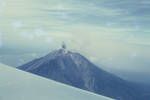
[0,32,2,48]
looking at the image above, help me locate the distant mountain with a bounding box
[18,48,150,100]
[0,63,111,100]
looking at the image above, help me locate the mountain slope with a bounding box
[0,63,112,100]
[18,49,147,100]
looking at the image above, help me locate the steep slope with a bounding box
[0,63,112,100]
[18,49,146,100]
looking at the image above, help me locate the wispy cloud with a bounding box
[0,32,3,48]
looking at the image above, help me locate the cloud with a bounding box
[20,28,47,40]
[0,32,3,48]
[11,20,24,30]
[45,37,53,44]
[20,32,35,40]
[48,32,72,38]
[33,28,49,37]
[0,0,6,14]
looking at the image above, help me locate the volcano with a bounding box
[18,46,149,100]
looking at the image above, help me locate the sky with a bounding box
[0,0,150,84]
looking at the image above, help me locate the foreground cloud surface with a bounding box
[0,63,112,100]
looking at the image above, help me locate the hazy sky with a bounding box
[0,0,150,83]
